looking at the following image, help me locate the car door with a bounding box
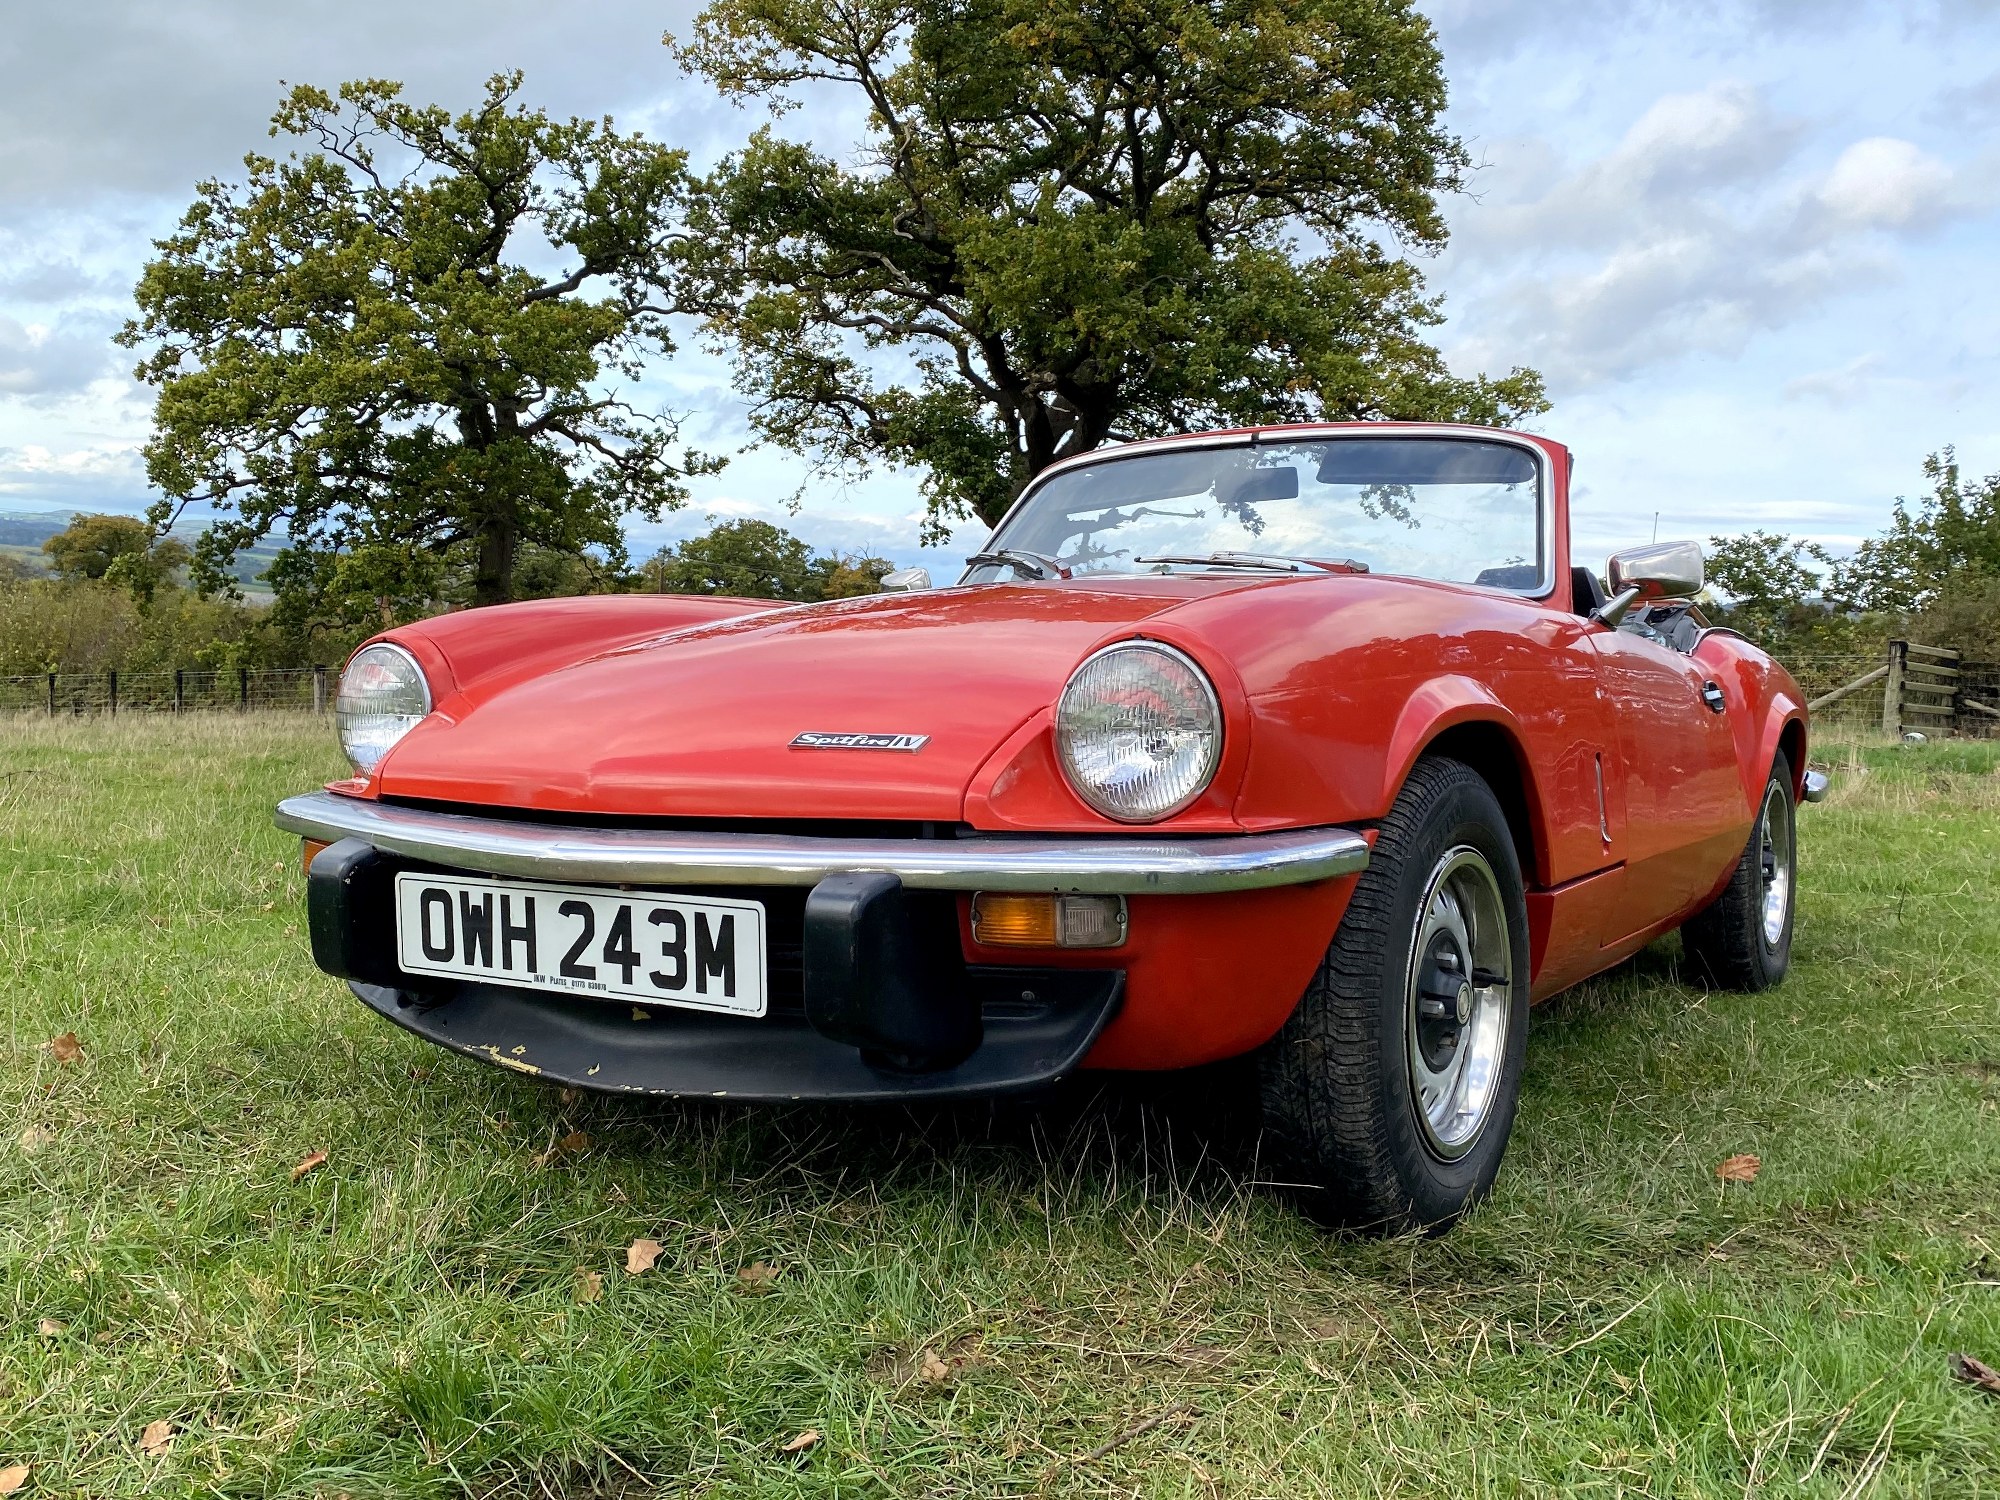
[1586,623,1748,944]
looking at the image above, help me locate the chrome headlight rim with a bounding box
[335,640,432,774]
[1055,638,1225,824]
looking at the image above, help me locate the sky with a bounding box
[2,0,1996,578]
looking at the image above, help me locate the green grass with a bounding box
[2,716,1997,1497]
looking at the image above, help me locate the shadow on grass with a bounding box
[392,935,1701,1247]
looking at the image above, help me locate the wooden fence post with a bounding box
[1901,643,1962,737]
[46,672,55,715]
[1881,640,1906,736]
[174,669,184,714]
[107,669,117,716]
[238,666,249,711]
[312,665,327,714]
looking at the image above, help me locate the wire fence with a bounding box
[1785,648,2000,738]
[0,667,331,715]
[3,651,1995,735]
[1783,652,1892,732]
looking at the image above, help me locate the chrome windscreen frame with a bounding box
[960,425,1557,600]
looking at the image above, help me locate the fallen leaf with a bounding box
[18,1126,54,1156]
[780,1430,820,1454]
[138,1419,175,1457]
[36,1317,63,1338]
[49,1032,82,1064]
[575,1270,604,1303]
[919,1349,950,1384]
[290,1149,328,1182]
[531,1129,592,1168]
[1950,1352,2000,1396]
[1715,1153,1761,1183]
[559,1088,579,1105]
[736,1261,778,1292]
[0,1463,28,1495]
[625,1237,664,1275]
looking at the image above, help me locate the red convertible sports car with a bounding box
[278,422,1827,1231]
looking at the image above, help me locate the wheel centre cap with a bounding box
[1455,982,1473,1025]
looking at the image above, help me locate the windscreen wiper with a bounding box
[1135,551,1369,574]
[965,548,1071,580]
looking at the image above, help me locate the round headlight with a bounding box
[1055,641,1223,822]
[335,642,432,773]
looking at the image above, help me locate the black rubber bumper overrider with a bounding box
[307,838,1124,1101]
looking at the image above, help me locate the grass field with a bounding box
[2,715,1997,1497]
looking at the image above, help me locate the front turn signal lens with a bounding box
[971,893,1126,949]
[301,838,330,876]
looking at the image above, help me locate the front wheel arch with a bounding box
[1407,719,1547,890]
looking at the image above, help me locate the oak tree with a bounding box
[672,0,1545,534]
[637,516,892,599]
[122,74,716,618]
[42,514,190,604]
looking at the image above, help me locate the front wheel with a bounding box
[1681,751,1796,990]
[1257,757,1531,1234]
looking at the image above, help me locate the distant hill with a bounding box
[0,511,75,548]
[0,508,278,595]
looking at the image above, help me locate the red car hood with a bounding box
[374,579,1249,821]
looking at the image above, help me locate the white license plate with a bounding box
[393,873,767,1017]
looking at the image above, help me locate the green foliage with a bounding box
[671,0,1547,535]
[637,517,891,600]
[120,72,720,629]
[1901,572,2000,662]
[1840,448,2000,613]
[1701,529,1877,662]
[41,514,190,604]
[0,577,294,673]
[1705,452,2000,664]
[812,551,896,599]
[0,580,143,673]
[1704,530,1833,630]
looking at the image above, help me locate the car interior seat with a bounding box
[1570,566,1608,618]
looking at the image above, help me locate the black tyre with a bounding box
[1257,757,1531,1234]
[1681,751,1795,991]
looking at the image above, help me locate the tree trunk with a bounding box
[996,393,1118,522]
[472,516,516,607]
[464,402,515,606]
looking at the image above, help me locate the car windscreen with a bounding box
[970,436,1545,590]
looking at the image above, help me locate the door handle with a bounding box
[1701,680,1726,713]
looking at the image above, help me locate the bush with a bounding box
[0,578,299,674]
[1908,575,2000,662]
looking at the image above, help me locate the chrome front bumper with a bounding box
[273,791,1372,895]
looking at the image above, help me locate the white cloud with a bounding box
[1441,84,1993,388]
[0,314,122,398]
[0,441,147,502]
[1809,137,1957,229]
[1781,352,1887,404]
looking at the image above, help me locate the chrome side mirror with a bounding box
[1596,540,1703,625]
[880,566,931,593]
